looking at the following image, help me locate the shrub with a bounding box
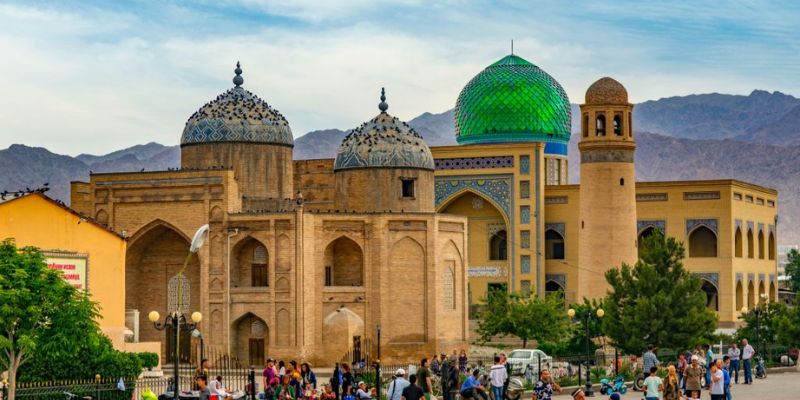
[137,352,160,370]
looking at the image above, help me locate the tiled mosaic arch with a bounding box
[638,220,665,234]
[435,176,513,219]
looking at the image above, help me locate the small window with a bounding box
[756,197,764,205]
[767,200,775,207]
[582,114,589,137]
[620,177,625,186]
[745,195,754,203]
[490,230,508,260]
[733,192,742,201]
[324,266,333,286]
[596,114,606,136]
[401,179,415,198]
[613,114,622,135]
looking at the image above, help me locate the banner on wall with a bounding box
[44,253,88,290]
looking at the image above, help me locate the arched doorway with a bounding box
[638,227,658,257]
[734,227,743,257]
[689,226,717,257]
[736,281,743,311]
[701,280,719,311]
[232,237,269,288]
[322,307,364,364]
[545,280,565,301]
[126,221,199,362]
[545,230,565,260]
[323,237,364,286]
[232,313,268,367]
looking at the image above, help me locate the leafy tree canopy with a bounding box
[475,290,570,348]
[775,294,800,348]
[602,232,718,354]
[784,248,800,293]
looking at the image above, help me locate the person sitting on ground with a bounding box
[401,374,425,400]
[210,375,234,400]
[533,369,561,400]
[321,384,337,400]
[459,369,487,400]
[277,374,297,400]
[356,381,372,400]
[570,388,585,400]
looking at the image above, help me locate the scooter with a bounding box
[600,376,628,396]
[755,356,767,379]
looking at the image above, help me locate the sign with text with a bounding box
[46,255,88,290]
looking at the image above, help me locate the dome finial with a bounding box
[378,87,388,112]
[233,61,244,87]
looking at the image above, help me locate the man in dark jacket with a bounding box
[441,356,459,400]
[331,363,342,400]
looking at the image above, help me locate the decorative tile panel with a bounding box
[435,156,514,170]
[435,176,512,218]
[545,196,568,204]
[487,223,506,239]
[695,272,719,288]
[735,219,742,229]
[468,266,507,277]
[758,223,765,233]
[747,221,754,231]
[684,191,721,200]
[545,222,565,237]
[768,224,775,234]
[520,180,530,199]
[520,255,531,274]
[636,193,668,202]
[168,274,191,313]
[520,230,531,249]
[637,220,665,234]
[520,206,530,224]
[770,273,776,283]
[748,273,755,282]
[686,219,718,235]
[736,272,743,284]
[520,155,530,174]
[546,274,566,287]
[759,273,765,282]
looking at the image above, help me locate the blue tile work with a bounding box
[686,219,718,235]
[521,230,530,248]
[435,156,513,170]
[520,180,530,199]
[520,206,530,224]
[637,220,665,234]
[521,255,531,274]
[520,155,530,175]
[435,176,513,218]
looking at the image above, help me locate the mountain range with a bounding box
[2,90,798,243]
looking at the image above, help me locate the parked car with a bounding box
[506,349,553,375]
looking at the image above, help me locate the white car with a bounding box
[506,349,553,375]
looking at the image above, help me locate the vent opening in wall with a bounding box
[401,179,415,198]
[620,178,625,186]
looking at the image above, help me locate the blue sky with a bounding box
[1,0,798,155]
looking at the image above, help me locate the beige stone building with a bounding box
[71,55,779,366]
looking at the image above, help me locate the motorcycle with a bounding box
[755,356,767,379]
[600,375,628,395]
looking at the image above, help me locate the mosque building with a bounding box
[69,55,777,365]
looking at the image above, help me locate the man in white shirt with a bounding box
[741,339,755,384]
[727,343,741,384]
[210,375,233,400]
[489,356,508,400]
[387,369,410,400]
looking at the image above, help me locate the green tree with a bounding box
[735,302,787,352]
[775,294,800,347]
[0,239,141,399]
[784,248,800,293]
[602,232,717,354]
[476,290,570,348]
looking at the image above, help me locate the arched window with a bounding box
[768,232,775,260]
[758,230,765,259]
[638,227,657,257]
[582,114,589,137]
[545,280,565,301]
[758,281,766,304]
[689,226,717,257]
[735,281,743,311]
[490,230,508,261]
[747,281,755,309]
[595,114,606,136]
[613,114,622,135]
[769,281,776,302]
[701,280,719,311]
[747,229,754,258]
[545,229,565,260]
[252,245,268,287]
[324,237,364,286]
[628,113,633,137]
[734,227,743,258]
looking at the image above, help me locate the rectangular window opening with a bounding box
[401,179,415,198]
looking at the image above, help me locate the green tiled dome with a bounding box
[455,54,571,145]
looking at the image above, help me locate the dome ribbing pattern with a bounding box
[455,54,571,145]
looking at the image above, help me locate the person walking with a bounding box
[441,355,458,400]
[342,364,355,397]
[417,358,433,400]
[662,365,681,400]
[710,360,725,400]
[431,355,441,376]
[728,343,740,384]
[704,344,715,389]
[331,363,342,400]
[676,353,688,389]
[642,366,662,400]
[500,353,511,400]
[643,345,659,373]
[459,350,469,374]
[489,355,508,400]
[195,375,211,400]
[265,359,278,395]
[683,355,703,399]
[388,369,411,400]
[741,339,754,384]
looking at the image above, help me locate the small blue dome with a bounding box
[334,112,435,171]
[181,64,293,146]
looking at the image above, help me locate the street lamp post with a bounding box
[568,307,604,397]
[375,324,382,397]
[192,328,205,372]
[149,310,203,397]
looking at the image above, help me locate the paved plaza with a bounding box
[554,372,800,399]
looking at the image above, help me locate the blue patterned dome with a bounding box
[181,63,293,146]
[334,89,434,171]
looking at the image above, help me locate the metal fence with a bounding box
[12,377,137,400]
